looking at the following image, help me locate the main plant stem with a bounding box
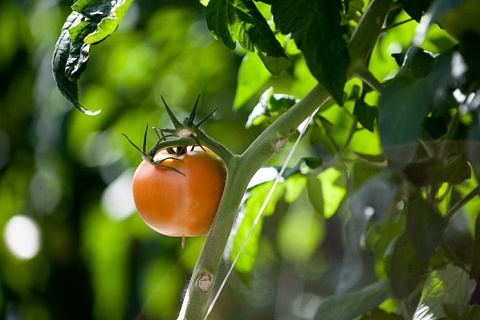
[178,0,393,318]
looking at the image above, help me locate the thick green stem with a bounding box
[178,0,394,318]
[178,85,330,320]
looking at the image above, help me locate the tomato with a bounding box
[132,147,226,237]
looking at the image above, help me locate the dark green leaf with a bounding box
[379,48,436,150]
[397,0,429,21]
[306,176,324,215]
[52,0,133,114]
[402,157,445,187]
[338,170,402,292]
[471,213,480,278]
[360,309,405,320]
[206,0,289,75]
[52,12,99,115]
[303,157,323,170]
[354,99,378,132]
[271,0,349,103]
[387,234,429,297]
[443,303,480,320]
[313,280,392,320]
[352,162,382,191]
[405,191,444,259]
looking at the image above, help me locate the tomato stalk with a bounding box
[177,0,393,318]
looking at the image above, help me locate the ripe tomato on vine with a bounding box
[132,147,226,237]
[124,96,227,241]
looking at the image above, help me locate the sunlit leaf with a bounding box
[246,87,298,128]
[271,0,349,103]
[206,0,289,75]
[228,181,285,284]
[317,166,347,219]
[233,52,272,110]
[413,264,476,319]
[313,280,392,320]
[387,234,429,297]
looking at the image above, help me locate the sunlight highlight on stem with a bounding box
[203,109,318,320]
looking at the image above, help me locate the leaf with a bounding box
[271,0,349,103]
[52,12,100,115]
[471,212,480,278]
[354,99,379,132]
[233,52,272,110]
[313,280,392,320]
[317,166,347,219]
[397,0,430,21]
[228,181,285,284]
[246,87,298,128]
[405,191,444,259]
[387,234,429,297]
[52,0,134,114]
[413,264,476,319]
[443,303,480,320]
[360,309,405,320]
[337,170,402,292]
[306,175,324,215]
[378,48,436,150]
[206,0,289,75]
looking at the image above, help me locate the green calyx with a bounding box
[122,95,216,168]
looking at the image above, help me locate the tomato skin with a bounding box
[132,148,226,237]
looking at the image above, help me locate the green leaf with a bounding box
[360,309,405,320]
[306,176,324,215]
[206,0,289,75]
[233,52,272,110]
[354,99,379,132]
[271,0,349,103]
[313,280,392,320]
[387,233,429,297]
[378,48,436,150]
[52,12,100,115]
[443,303,480,320]
[405,191,444,259]
[52,0,134,114]
[471,212,480,278]
[413,264,476,319]
[229,181,285,284]
[317,166,347,219]
[398,0,430,21]
[246,87,298,128]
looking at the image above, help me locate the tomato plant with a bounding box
[44,0,480,319]
[132,147,226,237]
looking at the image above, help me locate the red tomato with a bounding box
[132,147,226,237]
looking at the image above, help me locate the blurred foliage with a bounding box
[1,0,480,320]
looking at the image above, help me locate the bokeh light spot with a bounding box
[101,169,136,221]
[4,215,41,260]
